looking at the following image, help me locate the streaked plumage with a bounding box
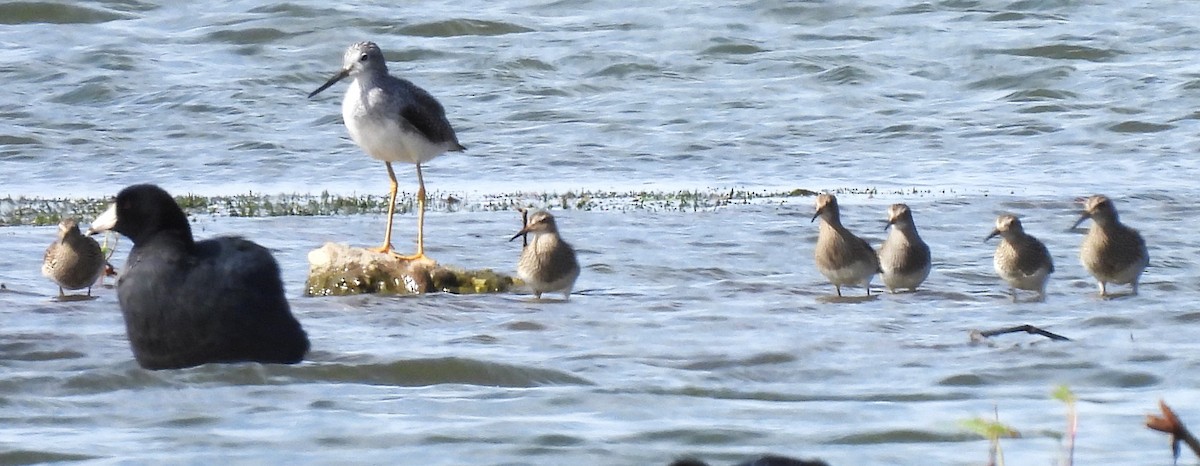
[878,203,931,293]
[986,214,1053,302]
[1073,195,1148,296]
[309,41,464,260]
[812,194,879,297]
[42,218,105,297]
[511,210,580,300]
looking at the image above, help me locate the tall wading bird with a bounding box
[309,41,465,261]
[811,194,879,297]
[986,214,1054,302]
[1072,195,1148,297]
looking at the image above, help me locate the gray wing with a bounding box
[392,77,465,151]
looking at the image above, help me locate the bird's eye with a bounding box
[359,53,369,62]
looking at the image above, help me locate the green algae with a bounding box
[0,187,949,226]
[303,242,517,297]
[305,262,515,297]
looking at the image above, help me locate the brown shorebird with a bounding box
[986,214,1053,302]
[812,194,879,297]
[511,210,580,300]
[1073,195,1148,297]
[309,41,465,262]
[42,218,105,297]
[878,203,931,293]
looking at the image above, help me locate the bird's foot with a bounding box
[369,244,395,255]
[390,251,435,265]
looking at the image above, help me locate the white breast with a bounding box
[342,79,451,165]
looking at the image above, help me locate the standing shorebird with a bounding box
[309,41,465,261]
[812,194,879,297]
[986,214,1054,302]
[878,203,932,293]
[510,210,580,300]
[42,218,105,298]
[1073,195,1148,297]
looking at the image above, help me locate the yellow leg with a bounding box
[370,162,400,255]
[391,163,432,263]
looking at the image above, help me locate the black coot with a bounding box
[89,184,309,370]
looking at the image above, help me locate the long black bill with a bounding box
[509,228,530,242]
[1070,213,1089,230]
[308,69,349,98]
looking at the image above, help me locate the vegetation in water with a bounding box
[0,187,952,226]
[961,405,1020,466]
[1053,385,1078,466]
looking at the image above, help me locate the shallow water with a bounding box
[3,0,1200,464]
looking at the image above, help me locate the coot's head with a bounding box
[88,184,192,246]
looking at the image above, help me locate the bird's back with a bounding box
[815,222,879,284]
[994,233,1053,291]
[879,228,931,289]
[119,236,309,370]
[519,234,580,293]
[1082,222,1148,280]
[342,74,464,164]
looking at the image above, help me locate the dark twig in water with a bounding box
[1146,400,1200,463]
[520,208,529,248]
[970,324,1070,342]
[669,455,830,466]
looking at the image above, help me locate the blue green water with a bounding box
[3,0,1200,464]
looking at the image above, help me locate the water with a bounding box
[2,0,1200,464]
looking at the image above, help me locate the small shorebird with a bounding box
[1073,195,1148,297]
[878,203,931,293]
[510,210,580,300]
[309,41,465,262]
[812,194,879,297]
[42,218,105,297]
[986,214,1054,302]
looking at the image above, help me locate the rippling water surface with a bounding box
[3,0,1200,464]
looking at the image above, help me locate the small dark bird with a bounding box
[42,218,105,297]
[88,184,309,370]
